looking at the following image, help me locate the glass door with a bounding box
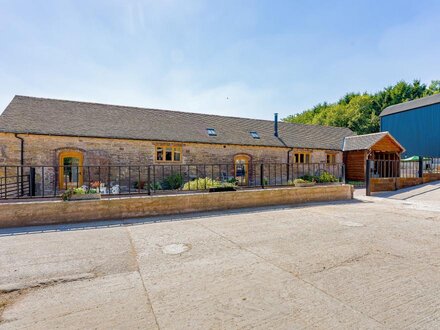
[234,155,249,185]
[59,151,83,189]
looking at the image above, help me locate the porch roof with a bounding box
[343,132,405,152]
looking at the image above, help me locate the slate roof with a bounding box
[380,93,440,117]
[0,95,355,150]
[342,131,404,152]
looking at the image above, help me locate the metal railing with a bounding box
[371,157,440,179]
[366,157,440,196]
[0,174,30,198]
[0,162,345,200]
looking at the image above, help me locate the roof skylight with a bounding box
[250,131,260,139]
[207,128,217,136]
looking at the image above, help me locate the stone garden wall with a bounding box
[0,184,353,228]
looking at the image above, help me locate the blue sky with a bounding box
[1,0,440,119]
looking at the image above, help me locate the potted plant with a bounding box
[62,187,101,201]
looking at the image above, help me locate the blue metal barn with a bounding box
[380,94,440,157]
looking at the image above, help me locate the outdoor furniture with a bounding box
[111,185,120,194]
[99,183,108,194]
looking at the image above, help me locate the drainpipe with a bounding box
[14,134,24,195]
[273,113,294,180]
[14,134,24,167]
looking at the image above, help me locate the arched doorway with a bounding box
[58,150,84,189]
[234,154,250,185]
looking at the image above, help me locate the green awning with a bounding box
[402,156,431,162]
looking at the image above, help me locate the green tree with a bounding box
[284,80,440,134]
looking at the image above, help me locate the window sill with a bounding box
[154,161,183,164]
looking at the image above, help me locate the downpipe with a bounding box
[14,134,25,195]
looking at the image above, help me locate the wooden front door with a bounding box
[59,151,84,189]
[234,155,249,185]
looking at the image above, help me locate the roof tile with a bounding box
[0,96,355,150]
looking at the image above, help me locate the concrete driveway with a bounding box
[1,182,439,329]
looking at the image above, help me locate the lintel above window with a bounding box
[250,131,260,139]
[207,128,217,136]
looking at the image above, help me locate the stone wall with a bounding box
[0,133,343,166]
[0,185,353,228]
[0,133,21,165]
[0,133,345,196]
[370,173,440,192]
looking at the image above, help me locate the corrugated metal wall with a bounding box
[381,103,440,157]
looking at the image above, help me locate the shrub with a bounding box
[73,187,86,195]
[298,172,338,183]
[62,190,73,201]
[162,173,184,190]
[134,181,162,190]
[149,182,162,190]
[299,174,318,182]
[289,178,316,186]
[226,177,238,185]
[317,171,338,183]
[61,187,97,201]
[182,177,235,191]
[134,181,145,189]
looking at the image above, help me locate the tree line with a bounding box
[283,80,440,134]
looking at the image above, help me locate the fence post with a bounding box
[260,163,264,189]
[147,165,151,195]
[418,156,423,178]
[341,164,346,184]
[29,167,36,196]
[54,166,58,197]
[365,160,372,196]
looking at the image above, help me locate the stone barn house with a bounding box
[0,95,404,194]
